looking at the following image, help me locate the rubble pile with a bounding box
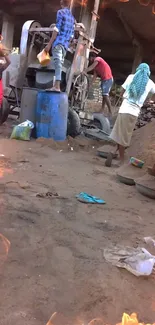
[135,101,155,129]
[128,119,155,167]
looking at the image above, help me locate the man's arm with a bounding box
[118,75,132,97]
[75,22,85,31]
[45,31,58,53]
[45,10,63,52]
[150,82,155,100]
[91,70,97,84]
[120,88,125,97]
[85,61,98,73]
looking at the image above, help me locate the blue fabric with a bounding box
[76,192,106,204]
[127,63,151,101]
[101,78,113,96]
[53,8,75,50]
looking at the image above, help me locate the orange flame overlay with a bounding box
[81,0,87,6]
[46,313,155,325]
[72,0,88,6]
[0,233,10,267]
[117,313,154,325]
[101,0,155,13]
[46,312,57,325]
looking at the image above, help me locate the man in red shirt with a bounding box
[85,53,113,115]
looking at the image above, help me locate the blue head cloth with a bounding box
[127,63,151,101]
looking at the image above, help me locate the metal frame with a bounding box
[3,0,101,124]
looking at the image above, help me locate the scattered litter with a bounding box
[18,159,29,163]
[71,147,74,151]
[104,245,155,276]
[144,236,155,246]
[76,192,106,204]
[36,192,59,198]
[35,192,68,200]
[11,120,34,141]
[0,154,5,157]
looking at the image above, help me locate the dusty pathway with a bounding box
[0,135,154,325]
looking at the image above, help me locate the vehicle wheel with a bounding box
[0,98,10,125]
[26,76,36,88]
[67,108,81,138]
[92,113,111,135]
[88,118,102,130]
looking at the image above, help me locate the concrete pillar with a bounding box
[81,4,92,34]
[132,45,143,73]
[1,13,14,50]
[89,0,100,43]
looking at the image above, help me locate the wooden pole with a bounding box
[66,0,100,95]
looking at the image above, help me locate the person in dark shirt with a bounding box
[0,48,10,107]
[45,0,75,92]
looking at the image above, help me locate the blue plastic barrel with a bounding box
[36,91,68,141]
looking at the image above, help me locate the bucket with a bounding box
[37,49,51,66]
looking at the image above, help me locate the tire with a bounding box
[92,113,111,135]
[26,76,36,88]
[67,108,81,138]
[0,97,10,125]
[88,118,102,130]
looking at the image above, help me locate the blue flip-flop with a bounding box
[76,192,106,204]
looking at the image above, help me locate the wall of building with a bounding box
[85,76,102,112]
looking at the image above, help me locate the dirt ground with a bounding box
[0,120,155,325]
